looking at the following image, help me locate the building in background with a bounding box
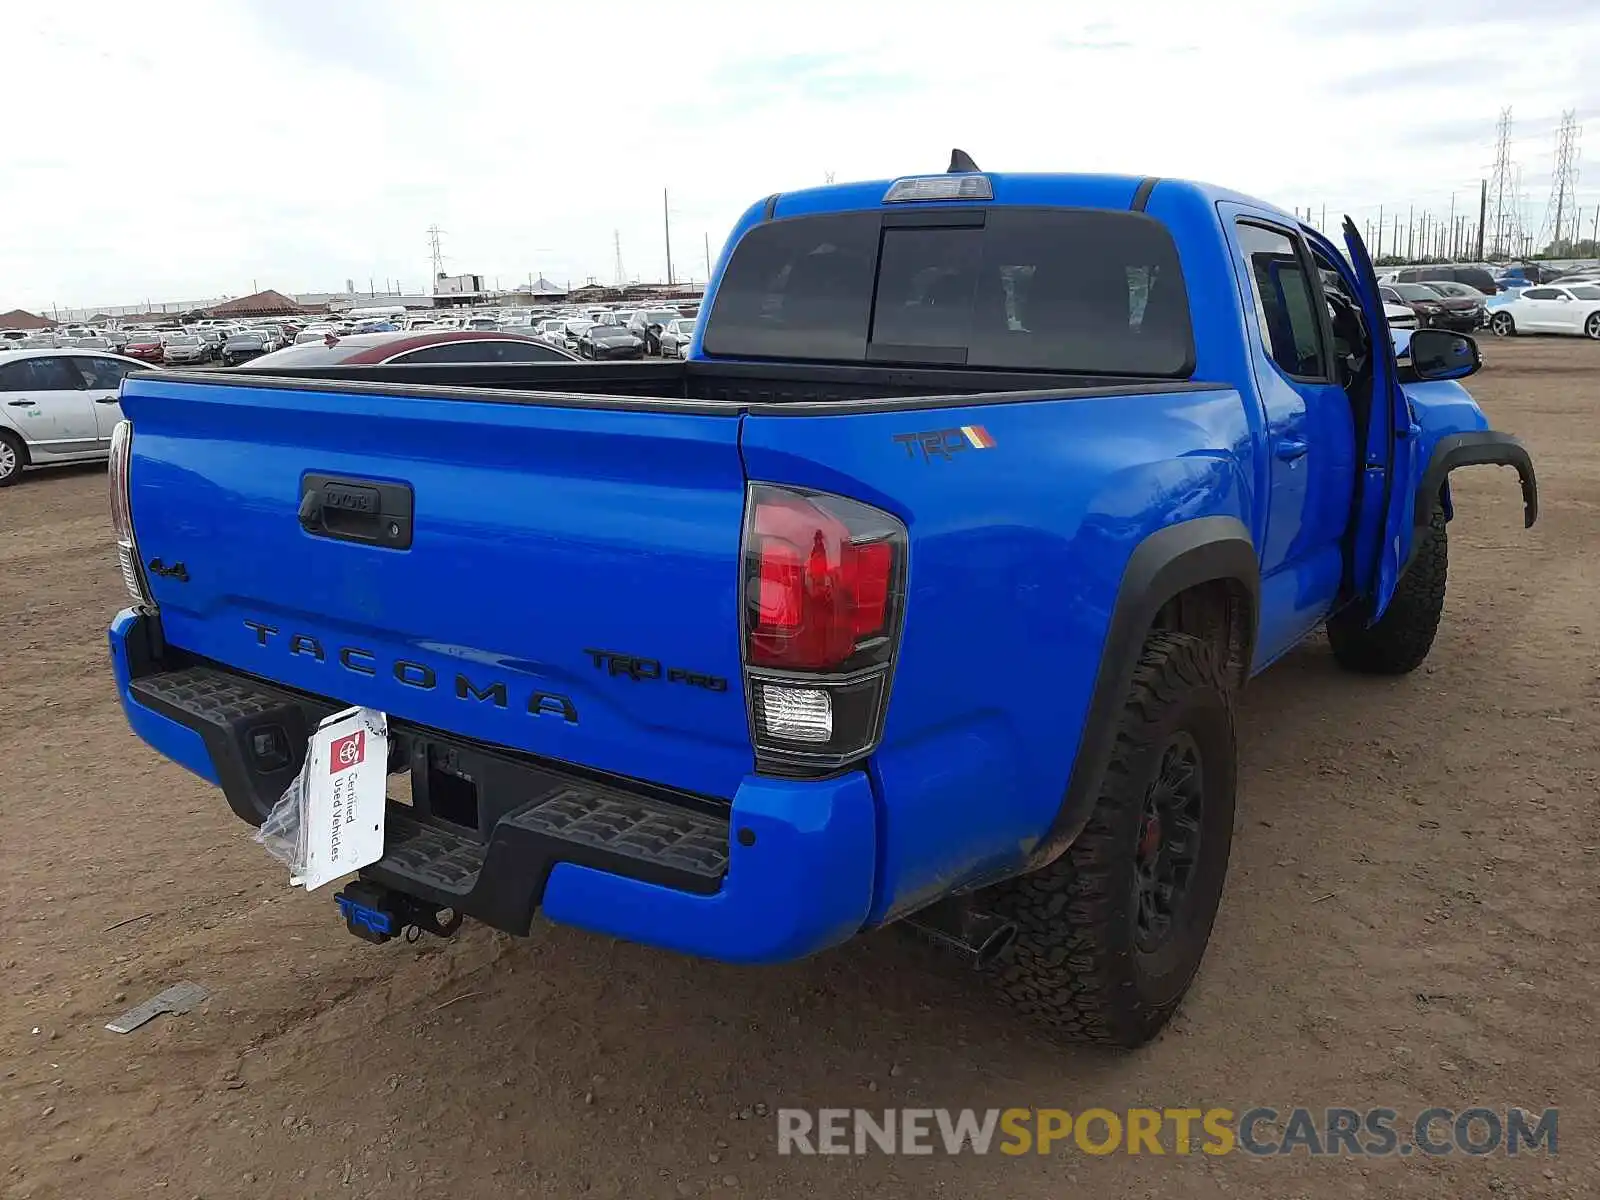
[0,308,55,330]
[206,289,311,319]
[433,272,485,307]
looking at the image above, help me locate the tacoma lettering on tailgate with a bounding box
[242,619,578,722]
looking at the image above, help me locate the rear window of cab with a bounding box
[702,208,1193,377]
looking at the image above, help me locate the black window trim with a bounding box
[1234,217,1333,385]
[703,204,1198,380]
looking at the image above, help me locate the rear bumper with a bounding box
[109,608,876,963]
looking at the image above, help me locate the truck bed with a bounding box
[207,358,1219,412]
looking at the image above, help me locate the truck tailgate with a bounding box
[119,375,752,799]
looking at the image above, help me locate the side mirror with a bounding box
[1408,328,1480,381]
[1558,294,1572,302]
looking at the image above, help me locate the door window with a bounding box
[1520,289,1559,301]
[1236,223,1329,380]
[0,357,81,391]
[74,357,143,389]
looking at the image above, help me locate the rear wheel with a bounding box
[1490,311,1516,337]
[1585,312,1600,340]
[1327,506,1447,675]
[981,631,1236,1047]
[0,430,27,486]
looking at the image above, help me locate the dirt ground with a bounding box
[1,338,1596,1199]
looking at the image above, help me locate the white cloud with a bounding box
[3,0,1597,312]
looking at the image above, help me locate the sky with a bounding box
[4,0,1599,313]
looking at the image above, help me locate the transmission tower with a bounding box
[1537,111,1581,254]
[612,230,626,288]
[1486,108,1518,259]
[427,224,446,279]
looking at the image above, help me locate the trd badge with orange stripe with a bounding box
[893,426,1000,463]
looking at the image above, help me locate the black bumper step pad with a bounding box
[506,786,729,880]
[129,664,327,827]
[370,782,730,932]
[130,664,299,726]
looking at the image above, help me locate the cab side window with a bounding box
[1236,222,1329,381]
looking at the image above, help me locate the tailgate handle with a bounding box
[299,474,413,550]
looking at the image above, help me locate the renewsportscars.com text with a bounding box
[776,1106,1558,1157]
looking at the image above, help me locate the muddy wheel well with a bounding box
[1152,579,1252,688]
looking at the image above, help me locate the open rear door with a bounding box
[1342,217,1423,621]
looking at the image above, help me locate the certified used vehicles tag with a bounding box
[292,707,388,891]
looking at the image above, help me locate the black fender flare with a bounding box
[1025,516,1260,871]
[1415,430,1538,536]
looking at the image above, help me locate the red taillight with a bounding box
[746,490,900,672]
[740,485,906,772]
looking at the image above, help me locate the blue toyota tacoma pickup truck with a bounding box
[106,155,1537,1047]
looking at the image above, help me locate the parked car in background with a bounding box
[627,308,681,355]
[0,348,149,484]
[1386,264,1499,296]
[1379,283,1480,331]
[657,317,697,358]
[239,329,581,368]
[1487,284,1600,339]
[1383,302,1418,330]
[123,334,166,364]
[221,332,271,366]
[161,334,208,365]
[1402,280,1489,328]
[560,319,595,351]
[1495,264,1563,289]
[575,324,645,359]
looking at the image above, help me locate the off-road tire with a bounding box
[0,429,26,486]
[1327,506,1447,675]
[981,631,1237,1048]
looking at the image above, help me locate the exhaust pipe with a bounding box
[902,898,1017,969]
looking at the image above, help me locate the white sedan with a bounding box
[0,348,150,485]
[1487,284,1600,340]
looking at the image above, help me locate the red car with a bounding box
[123,335,166,364]
[241,329,580,368]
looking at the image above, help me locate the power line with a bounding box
[1538,110,1581,252]
[1486,108,1518,259]
[427,224,446,279]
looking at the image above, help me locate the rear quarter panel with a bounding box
[741,385,1254,922]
